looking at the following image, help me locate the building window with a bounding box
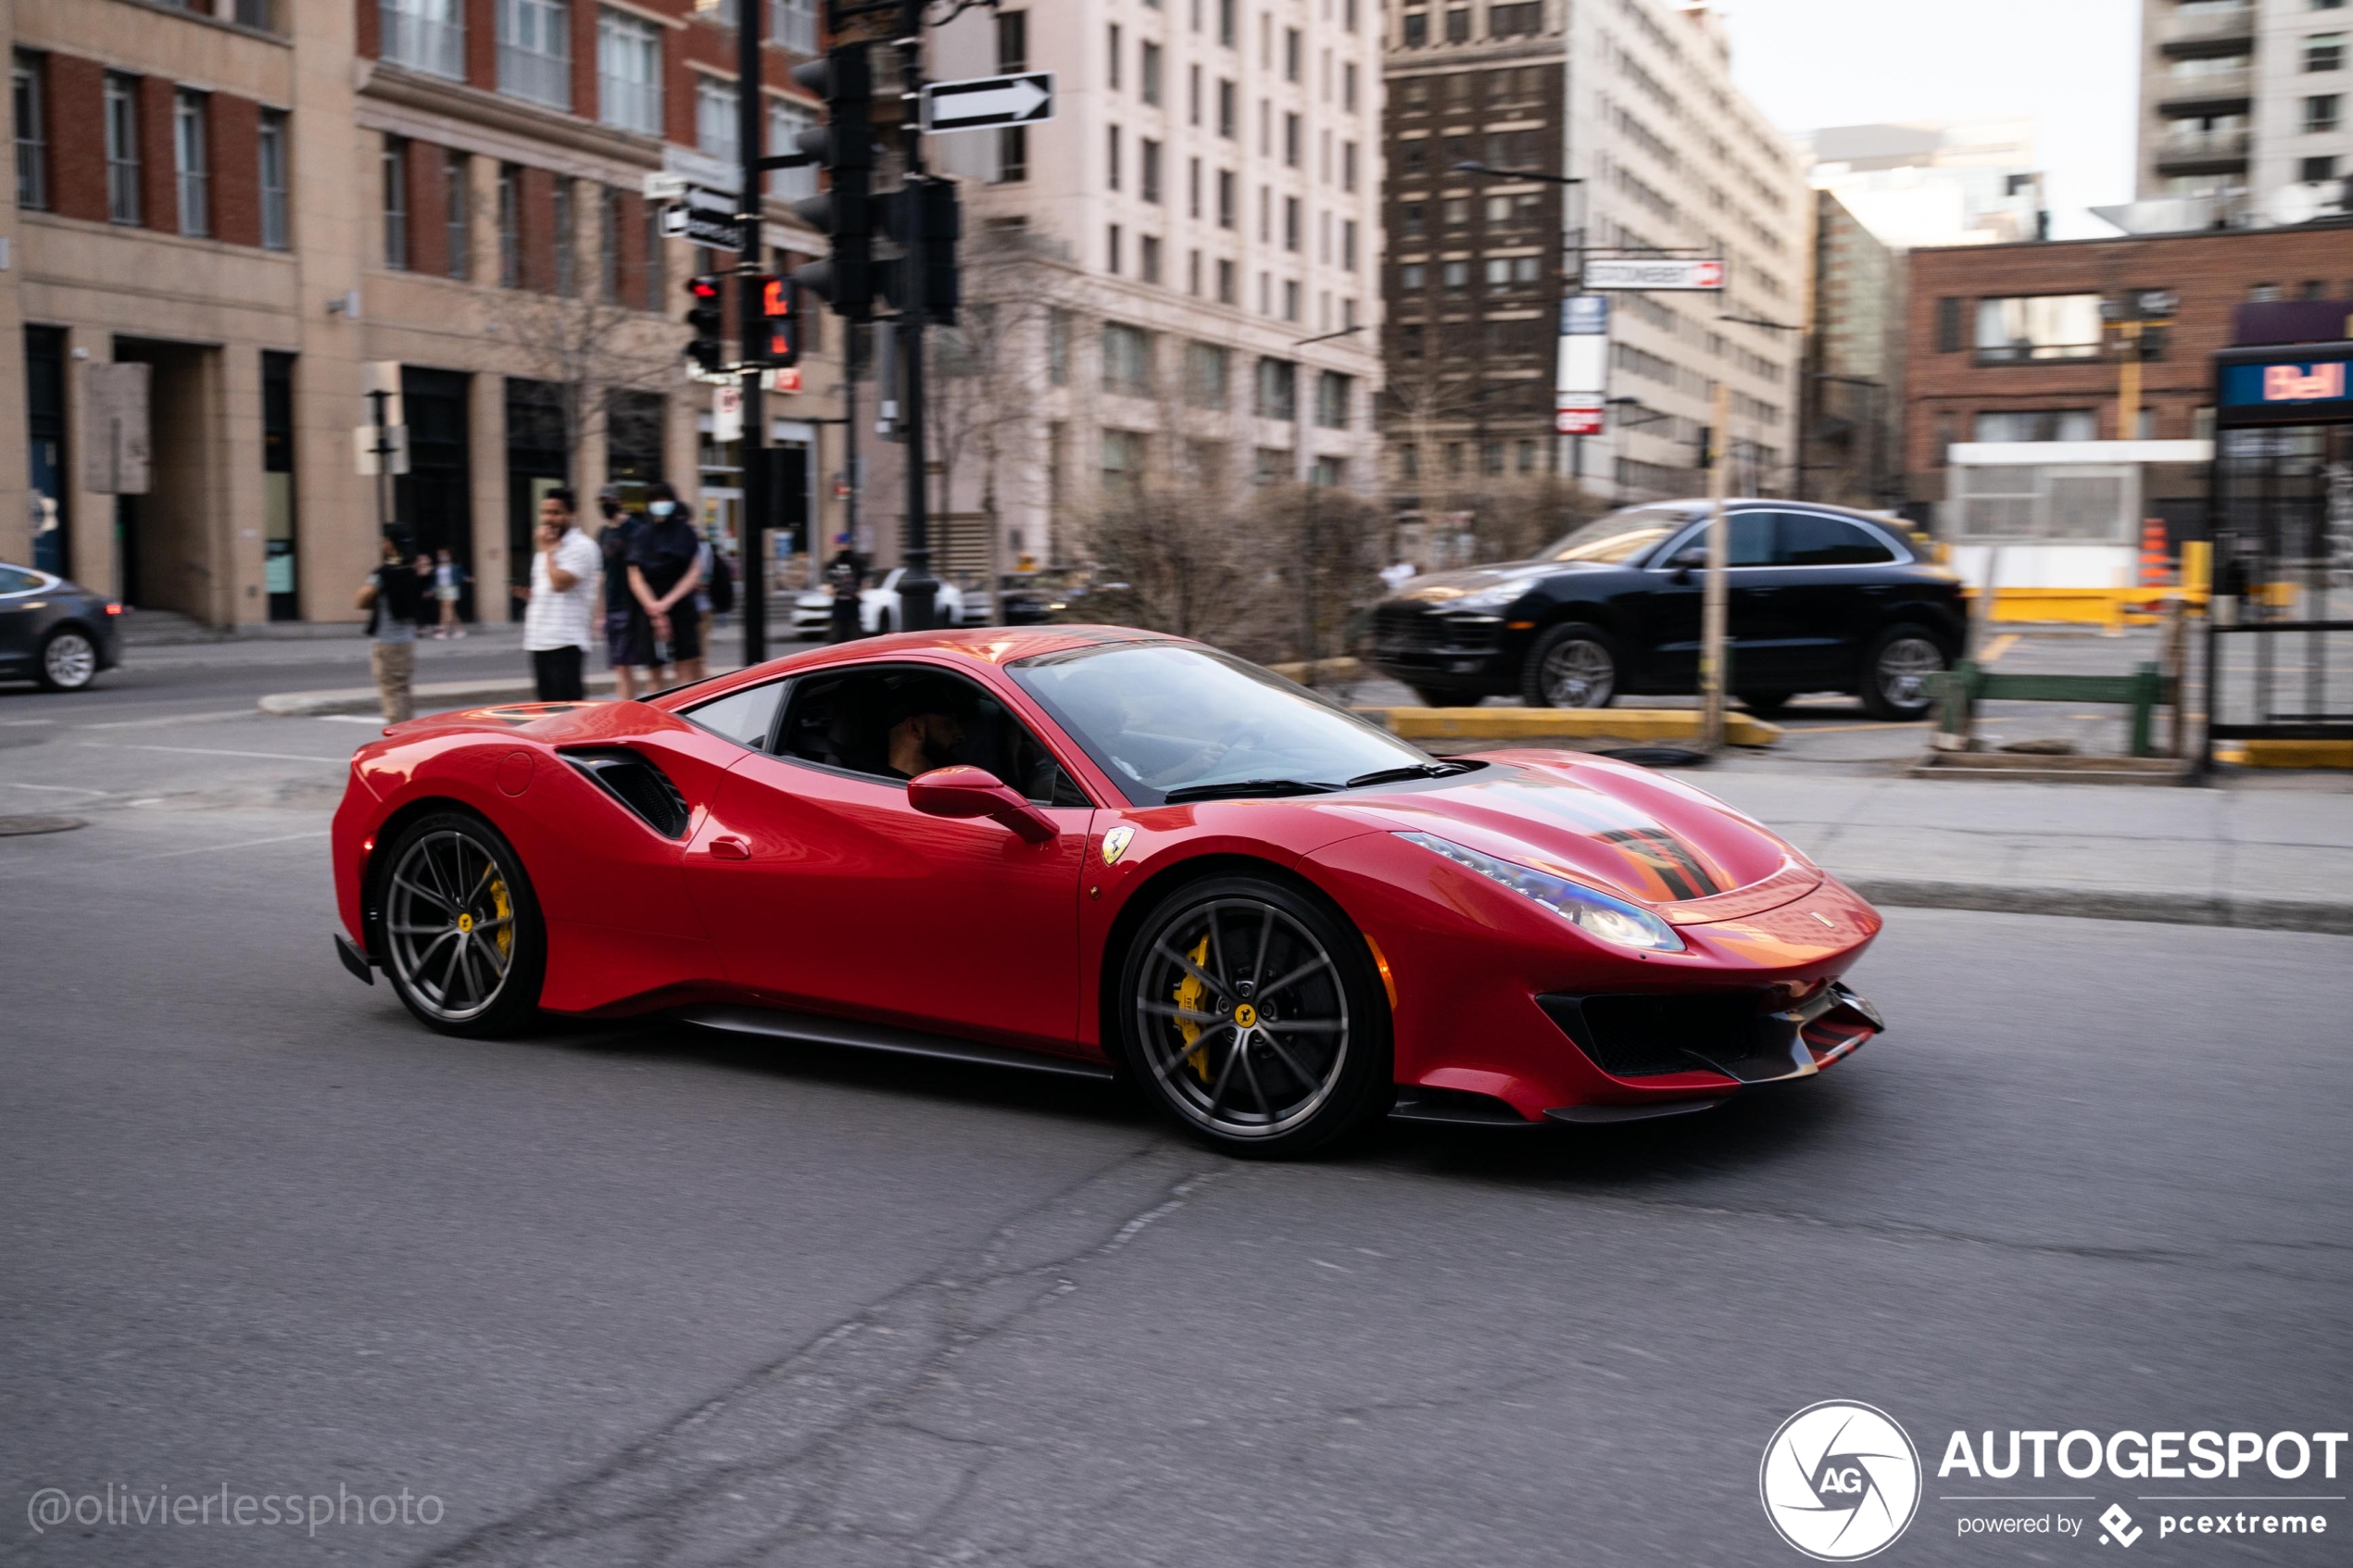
[2309,32,2346,70]
[1048,307,1071,384]
[996,10,1027,181]
[1403,10,1428,45]
[1284,110,1301,167]
[1142,41,1163,104]
[1188,247,1202,294]
[1342,140,1357,192]
[1344,62,1358,113]
[1108,23,1122,90]
[1216,258,1236,304]
[1217,79,1237,137]
[105,73,141,225]
[2304,154,2342,181]
[1936,296,1963,352]
[383,136,409,269]
[1141,138,1162,202]
[498,0,572,109]
[1189,156,1202,217]
[553,176,577,295]
[1975,295,2104,362]
[1399,262,1425,289]
[1101,429,1146,501]
[769,99,816,199]
[598,9,663,135]
[1186,341,1230,408]
[259,111,291,250]
[1283,26,1302,80]
[13,52,45,211]
[1341,220,1357,270]
[998,126,1028,182]
[1283,195,1300,250]
[1217,168,1235,226]
[2307,94,2343,131]
[1255,357,1296,419]
[498,164,522,287]
[642,194,663,307]
[1106,221,1122,273]
[1971,409,2096,443]
[381,0,466,80]
[1107,124,1121,189]
[1189,63,1202,123]
[1315,370,1353,429]
[1490,1,1539,35]
[442,149,469,275]
[1218,0,1236,46]
[1282,279,1300,320]
[1441,260,1467,290]
[1141,234,1163,283]
[1102,321,1152,395]
[698,78,739,163]
[774,0,819,54]
[1446,7,1470,42]
[173,91,210,237]
[599,184,622,300]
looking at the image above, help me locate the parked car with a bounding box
[791,568,967,637]
[1369,501,1966,719]
[0,562,123,691]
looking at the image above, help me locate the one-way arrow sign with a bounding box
[922,71,1055,133]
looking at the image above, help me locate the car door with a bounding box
[1635,510,1788,690]
[1768,511,1903,689]
[684,661,1096,1050]
[0,565,47,677]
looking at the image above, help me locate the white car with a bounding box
[790,568,965,637]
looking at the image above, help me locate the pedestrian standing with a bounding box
[595,485,648,699]
[826,533,863,644]
[355,536,425,723]
[432,548,469,639]
[410,551,439,635]
[517,488,600,701]
[626,481,706,685]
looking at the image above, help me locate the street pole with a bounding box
[893,1,939,632]
[736,0,769,667]
[1700,379,1730,753]
[369,388,396,543]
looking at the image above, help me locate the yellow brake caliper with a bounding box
[489,875,513,963]
[1174,935,1214,1083]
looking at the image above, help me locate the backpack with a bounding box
[706,544,736,613]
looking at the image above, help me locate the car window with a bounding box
[0,565,41,595]
[1540,506,1695,565]
[1777,512,1896,566]
[1664,512,1776,567]
[776,664,1088,806]
[683,679,788,751]
[1010,643,1439,806]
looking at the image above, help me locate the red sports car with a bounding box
[330,627,1884,1156]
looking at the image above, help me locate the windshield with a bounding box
[1010,644,1441,805]
[1540,506,1695,565]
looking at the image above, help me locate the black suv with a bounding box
[1369,501,1966,719]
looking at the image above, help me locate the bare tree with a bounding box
[489,285,682,484]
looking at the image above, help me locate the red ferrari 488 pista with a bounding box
[331,627,1883,1156]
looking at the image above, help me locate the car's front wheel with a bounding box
[1116,875,1392,1158]
[1522,622,1618,708]
[36,627,99,691]
[378,810,545,1037]
[1859,624,1949,720]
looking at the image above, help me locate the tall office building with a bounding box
[1379,0,1807,514]
[1806,120,2047,250]
[2135,0,2352,224]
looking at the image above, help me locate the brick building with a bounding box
[1904,221,2353,518]
[4,0,842,628]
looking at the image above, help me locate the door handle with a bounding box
[708,835,750,860]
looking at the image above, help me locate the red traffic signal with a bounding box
[742,274,802,368]
[684,275,725,372]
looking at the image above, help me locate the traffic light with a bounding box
[742,274,801,367]
[878,180,962,326]
[684,275,724,373]
[788,44,875,320]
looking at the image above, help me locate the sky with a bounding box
[1718,0,2144,238]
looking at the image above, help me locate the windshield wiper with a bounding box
[1160,778,1341,803]
[1343,761,1478,788]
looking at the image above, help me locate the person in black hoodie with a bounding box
[626,481,706,684]
[596,485,648,699]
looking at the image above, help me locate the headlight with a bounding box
[1396,831,1683,952]
[1451,583,1524,611]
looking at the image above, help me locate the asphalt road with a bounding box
[4,668,2349,1568]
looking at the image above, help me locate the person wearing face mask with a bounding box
[625,481,705,685]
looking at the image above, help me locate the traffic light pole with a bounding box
[736,0,770,666]
[892,2,939,633]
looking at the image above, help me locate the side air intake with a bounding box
[560,748,691,838]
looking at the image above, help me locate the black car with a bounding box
[0,562,123,691]
[1369,500,1966,719]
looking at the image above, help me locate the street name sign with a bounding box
[665,184,744,252]
[921,72,1055,132]
[661,146,740,195]
[1583,257,1725,292]
[1554,397,1604,436]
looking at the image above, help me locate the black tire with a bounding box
[1858,623,1949,721]
[1739,691,1793,716]
[1408,684,1459,709]
[1115,874,1392,1158]
[35,626,99,692]
[1521,622,1618,709]
[375,809,546,1038]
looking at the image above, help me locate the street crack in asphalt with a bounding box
[413,1143,1227,1567]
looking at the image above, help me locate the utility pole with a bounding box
[892,0,940,632]
[1700,379,1730,753]
[736,0,770,665]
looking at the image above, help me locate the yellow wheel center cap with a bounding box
[1233,1003,1258,1029]
[457,912,474,934]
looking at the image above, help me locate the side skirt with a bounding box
[676,1004,1118,1082]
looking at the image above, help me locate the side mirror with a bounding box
[907,765,1058,845]
[1665,545,1707,579]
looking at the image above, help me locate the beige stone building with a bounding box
[3,0,843,627]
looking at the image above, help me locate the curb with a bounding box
[260,674,622,718]
[1366,706,1783,747]
[1846,877,2353,936]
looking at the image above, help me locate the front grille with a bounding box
[1539,990,1776,1079]
[562,748,691,838]
[1372,603,1502,661]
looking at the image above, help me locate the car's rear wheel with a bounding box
[1522,623,1618,709]
[36,627,98,691]
[1859,624,1948,720]
[1117,875,1391,1158]
[379,810,545,1037]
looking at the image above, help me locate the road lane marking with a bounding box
[1981,633,2020,662]
[78,710,260,729]
[79,742,350,764]
[1,781,109,794]
[315,715,387,725]
[1784,721,1931,734]
[0,718,59,726]
[124,830,331,861]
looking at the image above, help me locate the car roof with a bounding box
[649,624,1181,709]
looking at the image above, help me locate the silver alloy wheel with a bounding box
[1540,637,1616,708]
[42,632,96,689]
[1134,897,1352,1140]
[385,828,518,1023]
[1876,636,1944,709]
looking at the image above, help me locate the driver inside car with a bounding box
[885,701,967,779]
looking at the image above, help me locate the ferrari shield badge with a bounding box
[1100,825,1136,867]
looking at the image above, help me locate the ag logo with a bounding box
[1760,1400,1921,1561]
